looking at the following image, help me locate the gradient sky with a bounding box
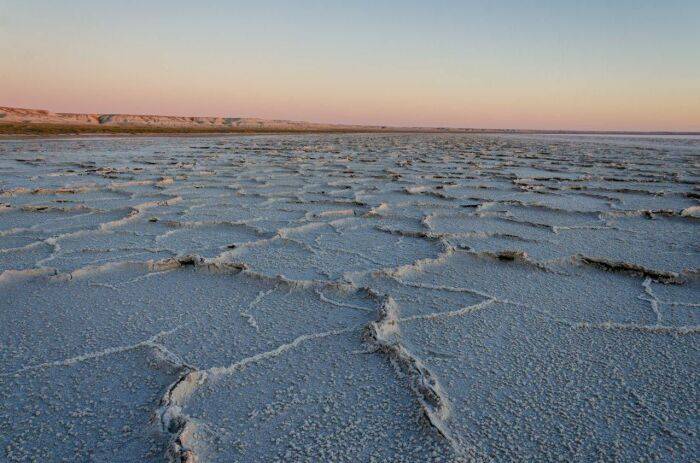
[1,0,699,131]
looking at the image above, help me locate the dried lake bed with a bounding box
[0,133,698,462]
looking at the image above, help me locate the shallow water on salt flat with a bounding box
[0,134,698,462]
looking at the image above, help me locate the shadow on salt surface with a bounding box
[3,224,176,274]
[0,348,183,462]
[154,221,266,258]
[171,200,308,235]
[1,265,186,373]
[43,248,175,274]
[362,191,461,212]
[348,270,486,320]
[483,203,604,228]
[180,331,457,463]
[646,275,700,326]
[366,201,468,221]
[0,242,55,272]
[0,189,130,209]
[221,237,335,281]
[0,208,190,273]
[604,190,698,212]
[388,249,694,328]
[3,185,178,213]
[442,185,617,212]
[146,268,372,369]
[276,199,368,219]
[399,303,699,461]
[0,260,400,461]
[578,179,695,195]
[0,206,96,233]
[222,219,444,282]
[0,233,46,250]
[0,262,369,373]
[501,166,590,180]
[426,212,553,241]
[459,216,698,274]
[0,206,136,235]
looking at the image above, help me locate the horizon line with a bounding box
[1,105,699,136]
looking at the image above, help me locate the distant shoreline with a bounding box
[1,124,698,139]
[1,106,698,137]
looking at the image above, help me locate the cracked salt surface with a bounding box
[0,133,698,462]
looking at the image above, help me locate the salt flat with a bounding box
[0,134,698,462]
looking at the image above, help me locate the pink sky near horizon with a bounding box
[2,1,699,132]
[4,75,698,132]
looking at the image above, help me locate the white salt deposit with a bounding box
[0,133,698,462]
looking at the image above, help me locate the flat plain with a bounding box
[0,133,698,462]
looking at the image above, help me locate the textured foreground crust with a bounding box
[0,133,698,462]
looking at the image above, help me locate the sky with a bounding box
[1,0,699,131]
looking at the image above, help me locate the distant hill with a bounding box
[0,106,458,134]
[1,106,697,135]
